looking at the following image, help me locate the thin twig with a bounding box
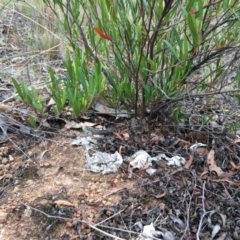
[196,181,214,240]
[20,202,126,240]
[152,88,240,114]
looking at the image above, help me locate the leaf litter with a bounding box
[1,4,240,240]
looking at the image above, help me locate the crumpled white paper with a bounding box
[128,150,186,172]
[72,133,123,174]
[135,223,175,240]
[85,151,123,174]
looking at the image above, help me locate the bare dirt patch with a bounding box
[0,136,135,239]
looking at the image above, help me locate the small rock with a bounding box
[26,180,34,185]
[4,164,11,170]
[39,199,49,205]
[27,151,33,157]
[15,180,19,185]
[4,174,12,178]
[88,198,94,203]
[96,189,103,194]
[55,181,62,186]
[26,159,33,164]
[23,207,32,218]
[13,187,19,192]
[0,211,8,223]
[105,210,113,216]
[0,147,8,155]
[90,184,98,191]
[105,201,112,207]
[2,158,9,165]
[0,171,3,176]
[9,155,14,162]
[43,162,50,167]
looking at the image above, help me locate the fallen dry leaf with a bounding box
[0,103,13,113]
[207,150,224,176]
[200,170,210,179]
[230,160,240,169]
[66,221,73,228]
[47,98,56,107]
[114,130,124,141]
[63,120,95,130]
[184,154,193,169]
[155,191,166,199]
[211,178,236,185]
[232,136,240,144]
[54,200,75,207]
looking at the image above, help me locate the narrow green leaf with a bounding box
[187,13,198,49]
[163,40,181,62]
[11,78,24,99]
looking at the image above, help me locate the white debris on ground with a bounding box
[135,223,175,240]
[72,129,211,175]
[85,151,123,174]
[128,150,186,176]
[72,129,123,174]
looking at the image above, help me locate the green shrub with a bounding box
[13,0,240,119]
[12,78,45,116]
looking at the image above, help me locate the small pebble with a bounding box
[4,164,10,170]
[4,174,12,178]
[88,198,94,203]
[27,151,33,157]
[96,189,103,194]
[116,174,121,179]
[0,211,8,223]
[90,184,97,191]
[55,181,62,186]
[26,180,34,185]
[43,162,50,167]
[106,210,113,216]
[105,201,112,207]
[2,158,9,165]
[1,147,8,155]
[13,187,19,192]
[26,159,33,164]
